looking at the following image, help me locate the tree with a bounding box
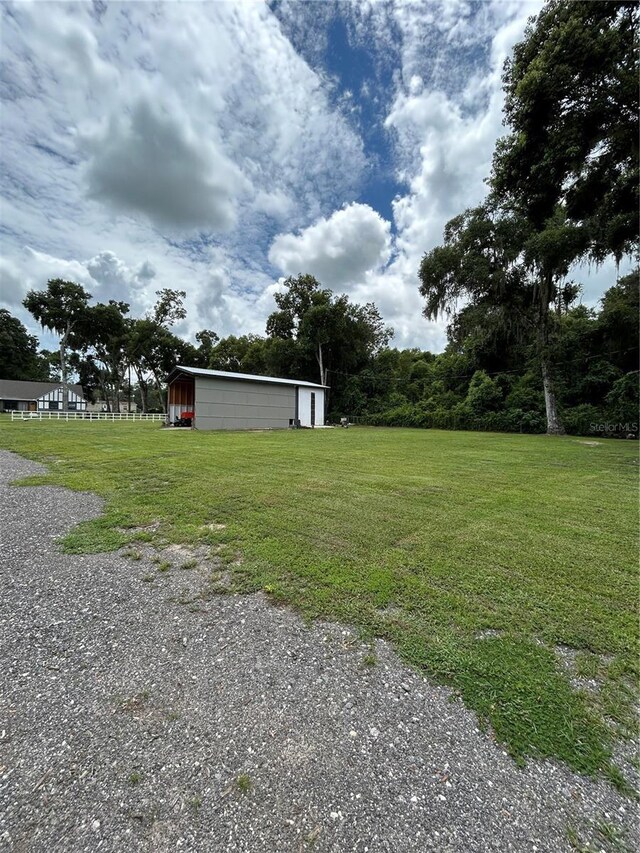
[0,309,50,381]
[193,329,220,367]
[420,206,558,433]
[491,0,639,263]
[267,274,328,336]
[38,349,61,381]
[77,301,130,411]
[267,275,392,394]
[23,279,91,410]
[207,334,262,373]
[266,275,335,384]
[465,371,503,416]
[605,373,639,429]
[126,317,196,413]
[420,1,638,435]
[124,290,195,413]
[520,207,588,432]
[153,289,187,327]
[446,300,532,378]
[126,318,156,413]
[598,270,639,373]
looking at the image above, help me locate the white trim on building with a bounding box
[38,387,87,411]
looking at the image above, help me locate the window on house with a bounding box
[48,400,59,410]
[67,402,77,410]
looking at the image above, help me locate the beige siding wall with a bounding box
[195,377,296,430]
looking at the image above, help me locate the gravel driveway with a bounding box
[0,450,636,852]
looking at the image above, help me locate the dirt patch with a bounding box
[116,520,162,535]
[475,629,505,640]
[553,645,614,695]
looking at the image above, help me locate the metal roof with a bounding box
[169,365,329,389]
[0,379,85,401]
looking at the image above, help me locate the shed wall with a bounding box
[195,377,296,430]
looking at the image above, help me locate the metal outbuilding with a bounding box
[166,366,328,430]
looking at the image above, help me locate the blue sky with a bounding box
[0,0,626,353]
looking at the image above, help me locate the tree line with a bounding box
[2,262,636,434]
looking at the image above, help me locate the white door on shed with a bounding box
[298,388,324,427]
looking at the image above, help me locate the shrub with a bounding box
[561,404,605,436]
[466,370,503,415]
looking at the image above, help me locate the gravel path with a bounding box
[0,449,636,852]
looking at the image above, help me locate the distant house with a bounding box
[0,379,87,412]
[166,365,327,430]
[86,399,138,414]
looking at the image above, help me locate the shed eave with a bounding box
[168,365,329,390]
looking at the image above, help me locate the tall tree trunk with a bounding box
[315,342,328,386]
[538,275,564,436]
[139,379,148,413]
[541,359,563,435]
[133,365,147,412]
[114,370,121,413]
[60,329,69,411]
[152,371,167,412]
[99,375,111,412]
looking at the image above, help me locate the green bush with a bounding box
[362,404,548,435]
[466,370,503,415]
[560,404,605,437]
[605,373,639,428]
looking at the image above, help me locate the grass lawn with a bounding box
[1,420,637,786]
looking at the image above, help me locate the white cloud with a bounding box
[266,200,443,350]
[2,1,366,240]
[83,97,249,231]
[0,247,97,342]
[357,262,447,351]
[385,1,540,265]
[85,250,160,303]
[0,256,27,309]
[296,0,542,352]
[3,241,275,351]
[135,260,157,283]
[387,85,502,260]
[269,203,392,289]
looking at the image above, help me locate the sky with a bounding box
[0,0,629,354]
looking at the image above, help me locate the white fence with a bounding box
[10,410,166,423]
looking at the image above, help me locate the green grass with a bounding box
[1,420,637,784]
[235,774,252,793]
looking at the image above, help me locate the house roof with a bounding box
[168,365,329,390]
[0,379,85,401]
